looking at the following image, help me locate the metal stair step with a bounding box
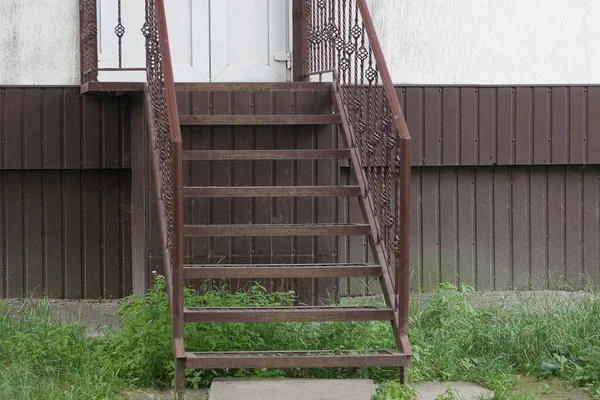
[185,350,409,369]
[179,115,341,125]
[184,306,394,323]
[183,263,382,279]
[183,224,371,237]
[183,186,361,198]
[183,149,351,160]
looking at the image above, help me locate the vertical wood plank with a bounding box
[547,167,566,288]
[475,169,494,291]
[529,167,549,289]
[25,171,44,295]
[565,168,583,287]
[64,171,82,298]
[187,90,211,288]
[457,168,476,286]
[515,88,533,165]
[551,87,569,164]
[496,88,515,165]
[273,90,295,296]
[423,88,441,165]
[582,167,600,286]
[44,88,63,169]
[6,171,24,297]
[460,88,477,165]
[511,167,531,290]
[63,89,81,168]
[253,90,275,292]
[569,87,586,164]
[439,167,458,286]
[120,171,133,296]
[409,168,422,290]
[295,90,317,303]
[478,88,496,165]
[420,168,440,290]
[588,88,600,164]
[0,173,4,297]
[405,87,423,166]
[493,167,512,290]
[5,88,23,169]
[533,88,551,165]
[210,91,233,268]
[44,172,63,297]
[82,95,101,168]
[102,171,121,298]
[24,89,43,169]
[231,90,253,291]
[442,88,460,165]
[101,97,121,168]
[83,171,101,298]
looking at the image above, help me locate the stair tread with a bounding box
[183,263,381,279]
[183,185,360,198]
[185,349,409,369]
[184,306,394,323]
[183,224,371,237]
[183,149,351,160]
[180,115,341,125]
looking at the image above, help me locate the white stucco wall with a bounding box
[0,0,79,85]
[367,0,600,84]
[1,0,600,85]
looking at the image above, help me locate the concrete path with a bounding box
[208,378,377,400]
[413,381,493,400]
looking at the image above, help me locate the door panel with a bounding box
[96,0,287,82]
[210,0,289,82]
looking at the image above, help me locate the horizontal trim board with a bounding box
[183,224,371,237]
[185,350,409,369]
[183,186,361,198]
[183,264,382,279]
[183,306,394,323]
[179,115,342,125]
[182,149,351,160]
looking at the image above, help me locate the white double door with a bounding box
[97,0,291,82]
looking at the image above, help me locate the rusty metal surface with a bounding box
[340,165,600,295]
[179,114,342,126]
[398,86,600,166]
[186,350,409,369]
[146,86,342,306]
[0,87,131,170]
[0,170,132,299]
[183,264,381,279]
[184,306,394,323]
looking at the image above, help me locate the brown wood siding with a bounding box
[340,165,600,295]
[0,170,132,299]
[0,87,131,170]
[399,86,600,166]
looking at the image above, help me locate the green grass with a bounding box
[0,280,599,399]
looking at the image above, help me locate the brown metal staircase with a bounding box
[143,0,412,395]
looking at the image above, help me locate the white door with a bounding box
[210,0,290,82]
[96,0,289,82]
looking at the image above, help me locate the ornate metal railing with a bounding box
[142,0,184,348]
[302,0,411,333]
[79,0,146,83]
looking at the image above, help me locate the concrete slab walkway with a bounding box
[208,378,377,400]
[413,381,493,400]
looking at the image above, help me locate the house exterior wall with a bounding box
[367,0,600,84]
[0,1,80,85]
[2,0,600,85]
